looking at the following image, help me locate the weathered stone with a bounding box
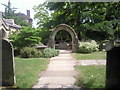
[2,39,16,86]
[0,38,2,86]
[58,41,67,49]
[47,24,79,52]
[106,46,120,88]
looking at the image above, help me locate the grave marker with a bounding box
[2,39,16,86]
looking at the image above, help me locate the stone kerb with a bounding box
[2,39,16,86]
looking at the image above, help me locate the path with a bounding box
[33,50,106,88]
[33,50,78,88]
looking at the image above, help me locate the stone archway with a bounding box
[47,24,79,52]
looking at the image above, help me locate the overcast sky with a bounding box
[0,0,46,27]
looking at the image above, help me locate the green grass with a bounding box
[14,57,49,88]
[75,65,106,88]
[72,51,106,60]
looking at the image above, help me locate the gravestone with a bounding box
[58,41,67,49]
[2,39,15,86]
[106,46,120,88]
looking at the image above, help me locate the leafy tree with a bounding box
[35,28,51,45]
[10,26,41,50]
[34,2,120,42]
[33,2,51,29]
[2,0,17,19]
[2,0,29,26]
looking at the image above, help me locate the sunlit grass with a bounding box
[75,65,106,88]
[14,57,49,88]
[72,51,106,60]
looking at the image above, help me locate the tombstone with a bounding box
[58,41,67,49]
[1,39,16,86]
[106,46,120,88]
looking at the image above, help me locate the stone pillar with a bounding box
[2,39,16,86]
[106,46,120,88]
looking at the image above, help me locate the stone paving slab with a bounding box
[33,50,77,88]
[50,58,75,61]
[41,71,78,77]
[58,54,71,57]
[35,77,76,85]
[51,57,73,59]
[48,64,76,67]
[77,60,106,66]
[33,84,79,88]
[97,60,106,65]
[47,66,75,71]
[49,61,76,64]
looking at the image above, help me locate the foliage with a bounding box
[20,47,59,58]
[2,0,29,26]
[33,2,51,29]
[10,26,41,50]
[2,0,17,19]
[35,29,51,45]
[15,57,49,88]
[20,47,42,58]
[55,30,72,42]
[79,40,99,53]
[75,65,105,88]
[34,2,120,41]
[72,51,106,60]
[42,48,59,58]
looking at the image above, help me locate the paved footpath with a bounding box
[33,50,106,88]
[33,50,78,88]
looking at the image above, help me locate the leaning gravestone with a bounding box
[2,39,15,86]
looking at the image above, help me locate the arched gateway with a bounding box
[47,24,79,52]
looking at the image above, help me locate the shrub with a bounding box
[42,48,59,58]
[79,40,99,53]
[10,26,41,50]
[20,47,42,58]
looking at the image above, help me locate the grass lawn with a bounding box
[72,51,106,60]
[14,57,49,88]
[75,65,106,88]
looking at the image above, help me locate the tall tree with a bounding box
[33,2,51,29]
[34,2,120,41]
[2,0,29,26]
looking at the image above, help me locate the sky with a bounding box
[0,0,46,27]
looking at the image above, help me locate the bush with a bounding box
[79,40,99,53]
[10,26,41,50]
[20,47,42,58]
[42,48,59,58]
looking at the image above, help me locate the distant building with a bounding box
[0,11,21,39]
[18,10,33,25]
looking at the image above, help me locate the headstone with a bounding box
[106,46,120,88]
[2,39,16,86]
[58,41,67,49]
